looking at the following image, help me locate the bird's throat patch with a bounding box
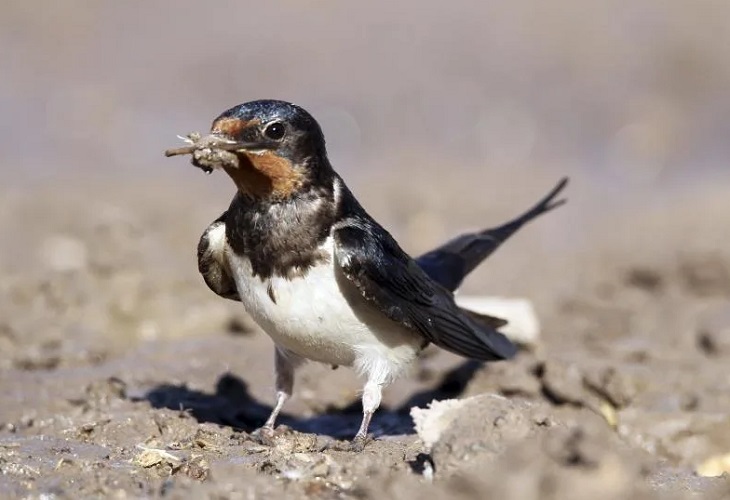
[224,151,304,199]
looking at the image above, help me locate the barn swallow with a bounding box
[165,100,567,449]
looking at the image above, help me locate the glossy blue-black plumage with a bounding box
[198,99,567,362]
[214,100,326,165]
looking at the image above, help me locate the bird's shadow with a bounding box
[139,360,482,440]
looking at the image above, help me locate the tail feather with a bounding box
[416,177,568,292]
[460,307,509,329]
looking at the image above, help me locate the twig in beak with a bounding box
[164,135,251,157]
[164,145,198,157]
[165,132,246,172]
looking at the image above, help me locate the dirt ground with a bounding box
[1,168,730,499]
[3,1,730,498]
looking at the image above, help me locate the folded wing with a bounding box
[333,220,517,361]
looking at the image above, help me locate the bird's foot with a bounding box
[321,433,373,453]
[251,424,291,446]
[349,433,373,452]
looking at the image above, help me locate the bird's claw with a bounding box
[320,434,373,453]
[350,433,372,452]
[251,424,291,446]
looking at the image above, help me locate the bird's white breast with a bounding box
[225,236,420,380]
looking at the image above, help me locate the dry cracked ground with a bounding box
[1,170,729,500]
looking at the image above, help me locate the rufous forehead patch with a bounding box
[211,117,259,138]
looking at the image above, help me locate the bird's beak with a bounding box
[209,117,275,152]
[209,134,273,153]
[164,132,274,173]
[164,136,264,155]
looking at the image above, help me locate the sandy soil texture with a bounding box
[2,1,730,497]
[1,170,729,499]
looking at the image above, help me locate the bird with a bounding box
[166,99,568,449]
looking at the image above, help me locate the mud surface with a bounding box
[3,1,730,497]
[1,173,730,499]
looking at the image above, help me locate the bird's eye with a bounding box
[263,122,286,140]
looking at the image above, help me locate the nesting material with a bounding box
[165,132,242,173]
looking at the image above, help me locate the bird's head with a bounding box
[197,100,331,200]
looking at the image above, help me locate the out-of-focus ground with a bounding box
[1,1,730,498]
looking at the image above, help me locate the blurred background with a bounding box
[1,2,730,496]
[2,0,728,278]
[3,0,729,184]
[3,0,729,307]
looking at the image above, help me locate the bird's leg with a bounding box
[352,377,385,450]
[258,347,301,437]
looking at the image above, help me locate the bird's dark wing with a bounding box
[461,308,509,329]
[416,177,568,292]
[198,212,240,301]
[333,220,517,361]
